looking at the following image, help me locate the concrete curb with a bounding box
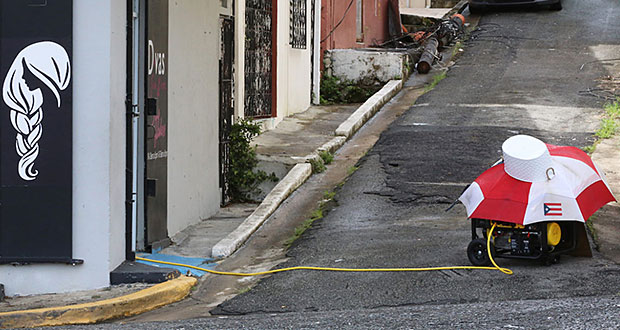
[335,79,403,138]
[318,136,347,154]
[0,276,197,329]
[212,163,313,259]
[212,80,403,259]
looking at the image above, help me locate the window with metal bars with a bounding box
[289,0,307,49]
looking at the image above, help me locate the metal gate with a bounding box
[244,0,275,118]
[219,16,234,205]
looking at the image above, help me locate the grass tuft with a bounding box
[284,189,339,247]
[424,71,447,92]
[347,165,359,176]
[604,97,620,119]
[319,150,334,165]
[595,118,618,139]
[584,97,620,152]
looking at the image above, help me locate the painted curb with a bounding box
[335,79,403,138]
[0,276,197,329]
[212,163,313,259]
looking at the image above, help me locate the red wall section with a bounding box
[320,0,391,70]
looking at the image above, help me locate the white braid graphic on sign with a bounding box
[1,41,71,181]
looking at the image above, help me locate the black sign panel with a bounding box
[145,0,168,246]
[0,0,73,263]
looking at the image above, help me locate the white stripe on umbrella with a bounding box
[552,156,601,196]
[460,181,484,218]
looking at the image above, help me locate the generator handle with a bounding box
[445,184,471,212]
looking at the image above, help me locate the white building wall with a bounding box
[108,0,129,272]
[166,0,221,237]
[275,0,313,126]
[0,0,126,296]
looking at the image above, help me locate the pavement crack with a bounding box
[363,190,395,197]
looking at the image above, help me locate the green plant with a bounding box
[284,192,336,247]
[347,165,359,176]
[238,286,252,294]
[583,97,620,154]
[424,71,447,92]
[582,144,596,154]
[318,150,334,165]
[323,190,336,200]
[595,117,618,139]
[452,41,463,57]
[309,158,326,173]
[320,75,381,104]
[604,97,620,119]
[228,118,278,202]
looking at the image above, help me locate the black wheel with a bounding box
[549,1,562,11]
[468,4,484,15]
[542,254,561,266]
[467,238,494,266]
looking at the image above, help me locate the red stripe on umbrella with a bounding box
[469,164,531,224]
[576,180,616,221]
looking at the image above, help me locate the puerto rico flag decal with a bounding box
[544,203,563,216]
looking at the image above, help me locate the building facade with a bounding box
[0,0,318,296]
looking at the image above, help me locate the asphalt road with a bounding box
[57,0,620,328]
[61,296,620,329]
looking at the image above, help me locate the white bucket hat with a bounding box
[502,135,555,182]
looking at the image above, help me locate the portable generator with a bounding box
[467,219,590,266]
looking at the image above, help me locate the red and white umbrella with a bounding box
[459,135,616,225]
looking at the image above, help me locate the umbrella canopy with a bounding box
[459,135,616,225]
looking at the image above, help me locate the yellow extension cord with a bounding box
[136,223,513,276]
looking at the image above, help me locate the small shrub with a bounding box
[320,75,381,104]
[309,158,326,173]
[228,118,278,202]
[318,150,334,165]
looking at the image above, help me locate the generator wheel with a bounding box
[542,254,561,266]
[467,238,494,266]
